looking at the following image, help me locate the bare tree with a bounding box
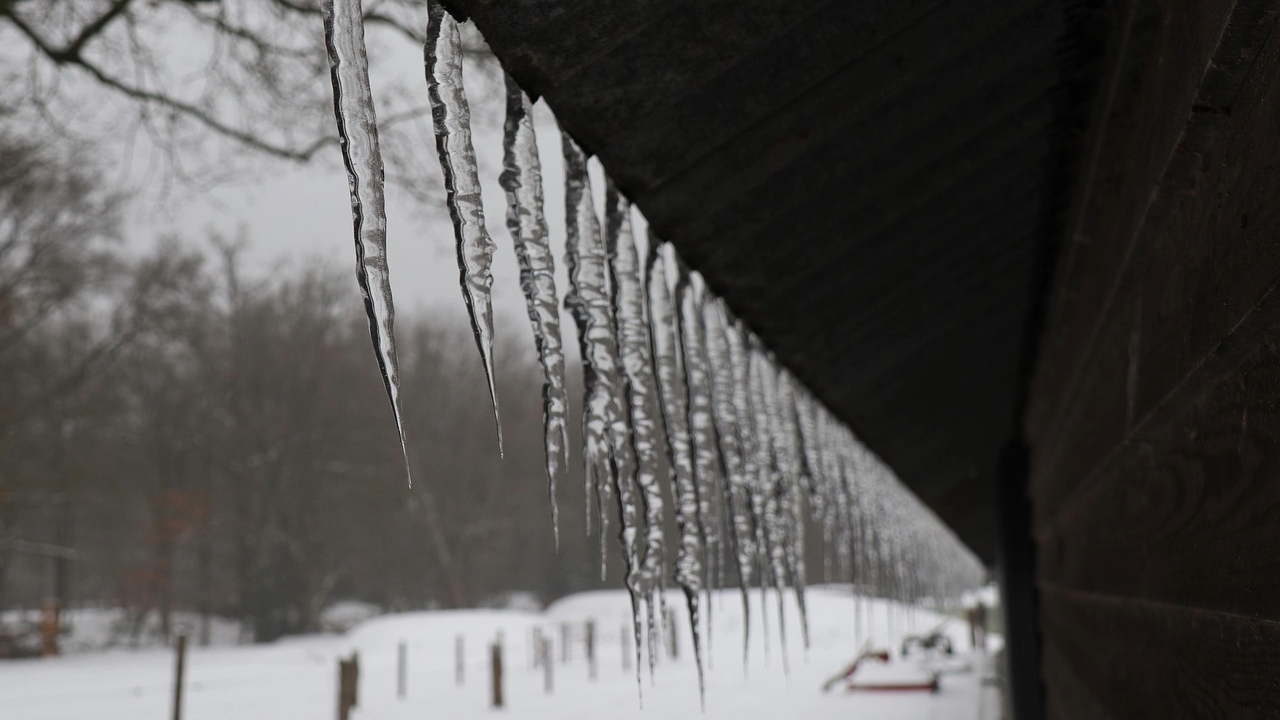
[1,0,497,195]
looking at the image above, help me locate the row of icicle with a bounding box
[321,0,984,703]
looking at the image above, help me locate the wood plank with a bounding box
[1030,4,1280,514]
[1041,640,1118,720]
[632,1,1058,235]
[1039,586,1280,718]
[1035,301,1280,617]
[444,0,673,98]
[1028,0,1241,440]
[579,0,948,188]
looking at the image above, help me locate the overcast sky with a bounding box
[113,23,635,350]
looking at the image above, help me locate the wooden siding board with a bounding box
[1037,312,1280,617]
[1031,6,1280,517]
[1029,0,1239,443]
[1040,586,1280,718]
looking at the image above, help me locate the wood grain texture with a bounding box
[1040,586,1280,718]
[1029,0,1240,439]
[1031,2,1280,519]
[1038,299,1280,617]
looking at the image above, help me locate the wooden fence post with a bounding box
[490,641,504,708]
[455,634,465,686]
[666,608,679,660]
[338,653,359,720]
[541,636,553,694]
[172,634,187,720]
[585,620,596,680]
[397,641,407,699]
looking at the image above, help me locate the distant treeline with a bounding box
[0,137,607,643]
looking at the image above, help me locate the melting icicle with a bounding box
[425,1,503,453]
[677,271,728,681]
[748,346,790,672]
[561,134,647,690]
[722,309,765,666]
[647,242,705,700]
[677,275,723,588]
[605,182,669,685]
[321,0,411,483]
[499,74,569,544]
[776,372,810,649]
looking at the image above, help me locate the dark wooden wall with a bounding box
[1026,1,1280,716]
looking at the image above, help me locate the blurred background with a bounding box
[0,0,623,649]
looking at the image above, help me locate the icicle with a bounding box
[702,300,742,597]
[748,346,790,672]
[321,0,411,484]
[775,371,810,650]
[425,1,503,453]
[499,74,569,545]
[677,275,723,590]
[605,182,669,685]
[645,240,707,700]
[562,133,646,690]
[711,303,760,666]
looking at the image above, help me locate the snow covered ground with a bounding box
[2,586,1001,720]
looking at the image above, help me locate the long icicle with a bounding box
[776,372,811,650]
[425,1,503,453]
[678,270,724,686]
[709,301,759,668]
[648,242,706,703]
[606,184,670,686]
[499,74,569,545]
[321,0,411,484]
[562,134,646,694]
[749,344,789,673]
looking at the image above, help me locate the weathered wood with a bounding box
[1040,586,1280,717]
[1031,3,1280,520]
[1029,0,1254,448]
[542,636,553,693]
[337,654,359,720]
[1037,313,1280,618]
[397,641,406,699]
[633,1,1058,236]
[490,641,504,708]
[171,635,187,720]
[455,634,464,686]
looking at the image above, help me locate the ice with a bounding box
[774,371,810,649]
[320,0,410,483]
[647,244,706,696]
[499,74,569,543]
[747,344,789,671]
[425,1,503,453]
[560,133,646,686]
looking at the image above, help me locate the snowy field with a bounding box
[2,587,1001,720]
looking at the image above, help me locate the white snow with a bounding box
[2,587,1001,720]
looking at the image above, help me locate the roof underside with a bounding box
[444,0,1104,563]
